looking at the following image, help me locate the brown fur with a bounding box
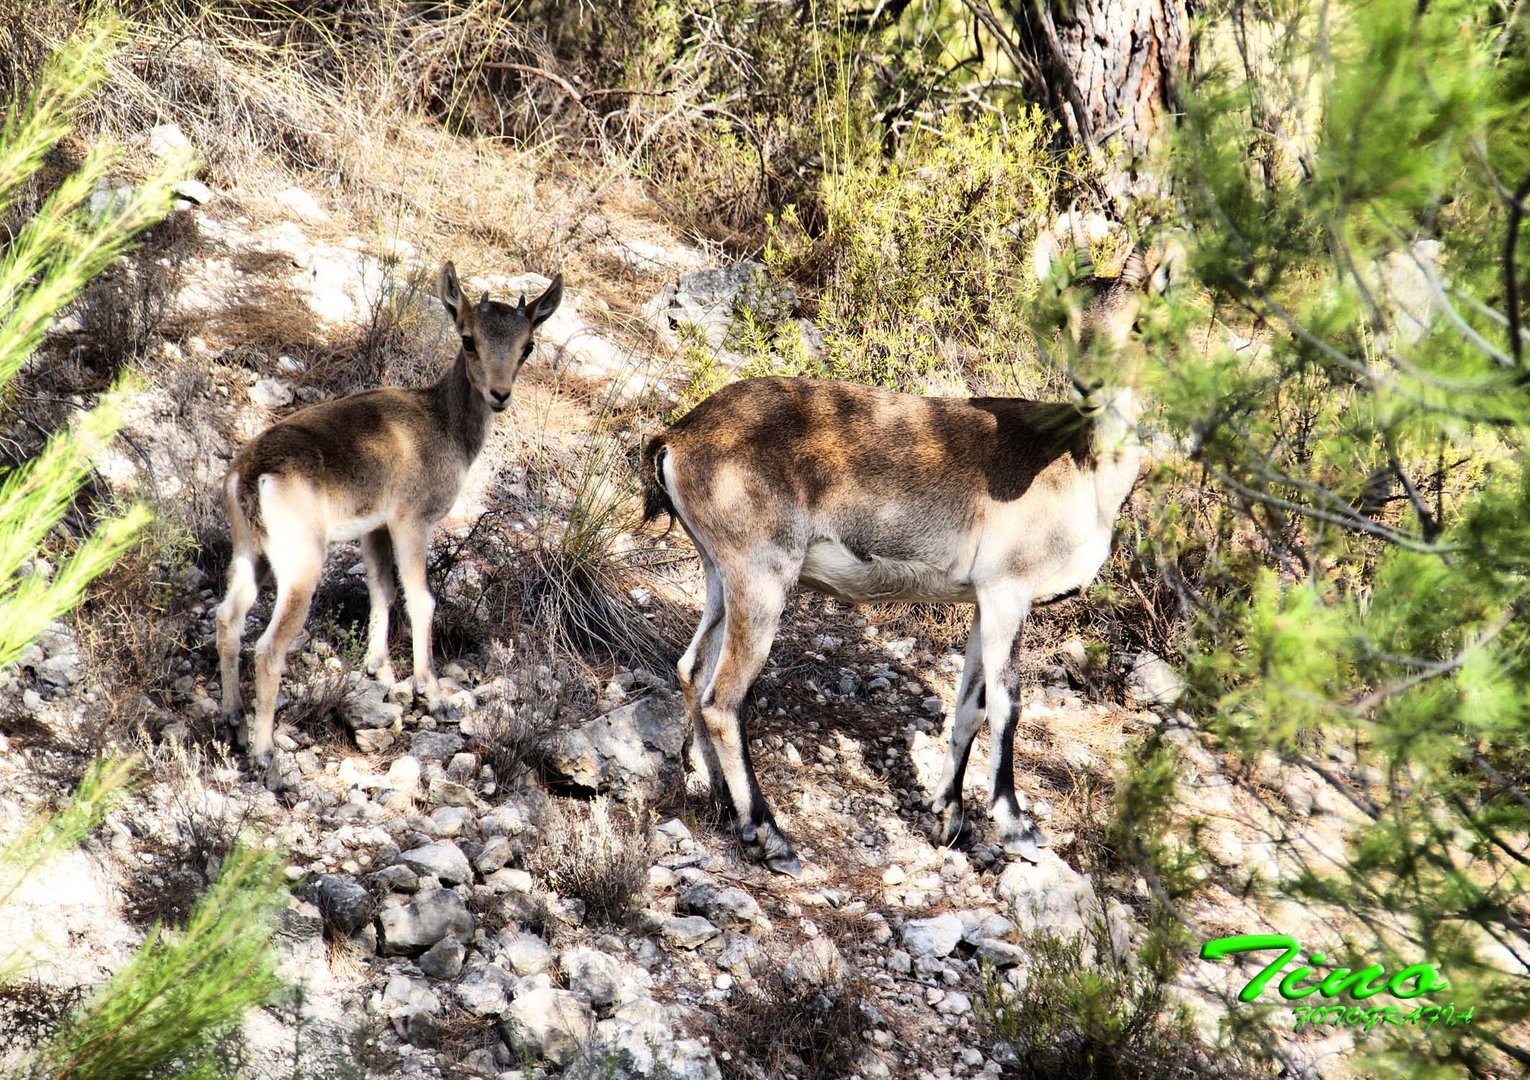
[645,255,1148,875]
[217,263,562,773]
[230,359,490,536]
[647,378,1092,523]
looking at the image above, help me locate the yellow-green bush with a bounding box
[767,110,1084,395]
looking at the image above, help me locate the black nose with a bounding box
[490,389,510,404]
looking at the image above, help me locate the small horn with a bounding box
[1120,244,1148,288]
[1067,207,1095,279]
[516,294,527,316]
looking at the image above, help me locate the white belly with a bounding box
[327,511,393,543]
[1029,529,1112,602]
[799,539,976,604]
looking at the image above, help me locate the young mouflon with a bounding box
[640,251,1147,875]
[217,263,562,768]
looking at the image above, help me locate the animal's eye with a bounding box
[461,335,477,354]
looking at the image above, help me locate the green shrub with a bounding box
[1127,1,1530,1072]
[766,110,1083,394]
[0,18,288,1078]
[0,13,190,669]
[0,757,287,1080]
[22,842,285,1080]
[976,919,1271,1079]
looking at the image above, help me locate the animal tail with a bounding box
[640,436,676,533]
[226,468,267,543]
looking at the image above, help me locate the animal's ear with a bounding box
[529,273,563,328]
[440,262,465,325]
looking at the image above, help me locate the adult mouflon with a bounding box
[217,262,562,768]
[641,251,1147,875]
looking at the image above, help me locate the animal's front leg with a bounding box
[975,583,1048,862]
[391,523,441,711]
[930,611,985,848]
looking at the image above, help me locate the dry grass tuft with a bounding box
[528,796,651,927]
[0,696,60,754]
[0,0,82,104]
[976,920,1273,1080]
[296,258,451,398]
[98,6,360,185]
[277,662,356,752]
[518,420,683,679]
[467,638,576,789]
[73,517,199,746]
[197,295,325,372]
[0,980,86,1061]
[121,751,259,928]
[120,830,216,930]
[348,258,450,388]
[712,951,872,1080]
[435,1005,500,1067]
[865,600,975,654]
[90,4,565,270]
[72,209,198,384]
[522,541,676,680]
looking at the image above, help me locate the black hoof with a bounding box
[932,802,967,849]
[1001,820,1050,863]
[742,821,801,876]
[765,851,803,878]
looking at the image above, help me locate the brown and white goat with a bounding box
[217,263,561,768]
[640,253,1146,875]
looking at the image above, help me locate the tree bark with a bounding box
[997,0,1195,199]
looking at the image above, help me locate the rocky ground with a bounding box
[0,125,1377,1079]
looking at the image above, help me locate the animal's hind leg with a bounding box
[216,550,259,721]
[975,581,1048,862]
[250,539,322,769]
[700,557,799,875]
[678,555,726,801]
[390,521,440,709]
[360,528,397,684]
[930,611,984,848]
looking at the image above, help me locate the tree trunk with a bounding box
[997,0,1195,200]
